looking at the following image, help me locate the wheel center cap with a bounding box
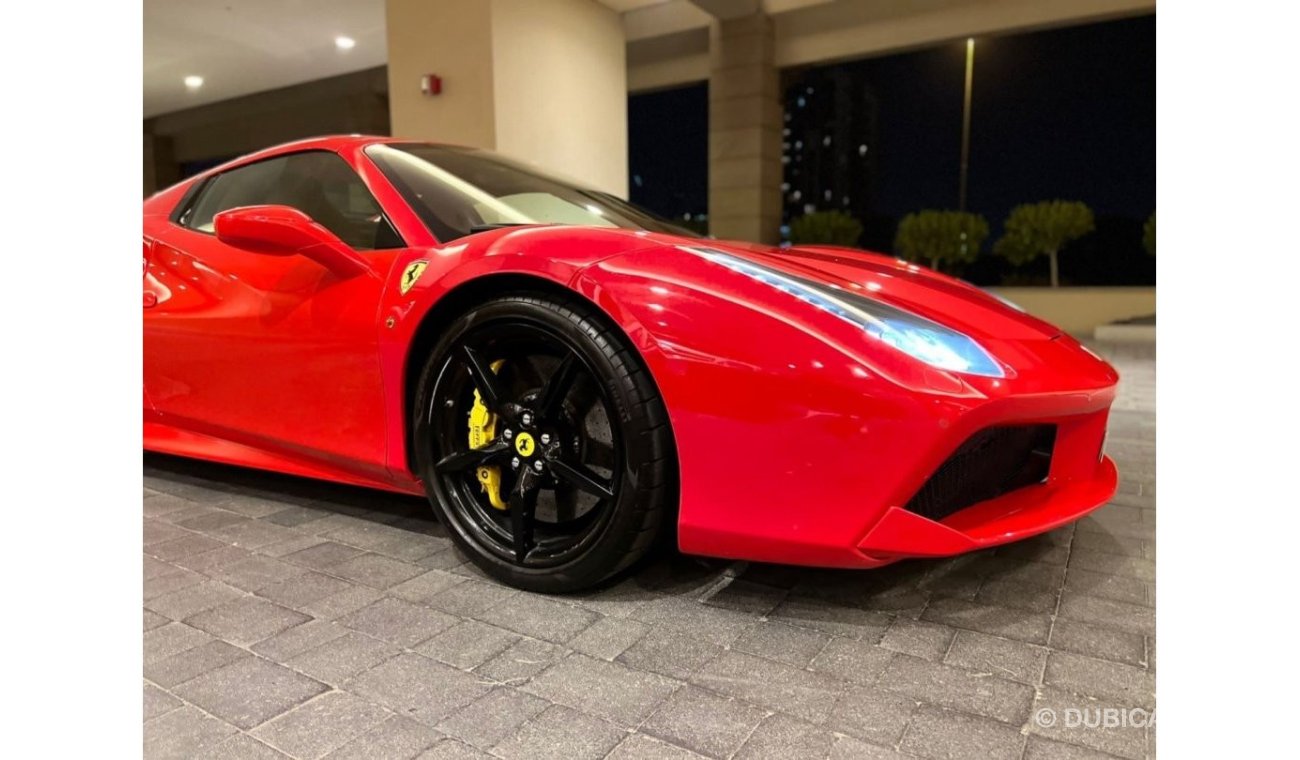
[514,432,536,457]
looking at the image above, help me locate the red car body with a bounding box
[144,135,1118,570]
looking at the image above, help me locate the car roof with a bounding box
[145,135,474,211]
[198,134,472,181]
[223,134,403,166]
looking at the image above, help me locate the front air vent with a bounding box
[903,425,1056,522]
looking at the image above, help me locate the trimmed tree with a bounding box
[893,210,989,273]
[789,210,864,247]
[993,200,1095,287]
[1143,212,1156,256]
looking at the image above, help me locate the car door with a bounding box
[143,150,408,481]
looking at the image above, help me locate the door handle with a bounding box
[144,292,158,309]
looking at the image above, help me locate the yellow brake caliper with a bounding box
[468,359,508,510]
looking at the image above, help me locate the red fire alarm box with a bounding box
[421,75,442,96]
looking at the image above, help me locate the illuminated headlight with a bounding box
[686,247,1005,378]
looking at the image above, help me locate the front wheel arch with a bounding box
[408,290,679,590]
[400,273,678,508]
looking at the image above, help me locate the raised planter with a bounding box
[989,287,1156,336]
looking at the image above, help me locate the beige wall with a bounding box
[143,134,178,197]
[387,0,628,196]
[492,0,628,196]
[628,28,710,92]
[990,287,1156,336]
[386,0,497,150]
[144,67,389,195]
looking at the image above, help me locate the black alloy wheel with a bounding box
[413,293,674,592]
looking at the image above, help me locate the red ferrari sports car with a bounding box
[144,135,1119,592]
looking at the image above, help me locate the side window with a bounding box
[179,151,404,250]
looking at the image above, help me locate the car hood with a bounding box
[690,239,1063,342]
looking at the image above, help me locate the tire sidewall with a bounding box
[412,295,663,593]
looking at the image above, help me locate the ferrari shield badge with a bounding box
[400,260,429,295]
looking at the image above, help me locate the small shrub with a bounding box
[789,211,864,247]
[893,210,989,272]
[993,200,1095,287]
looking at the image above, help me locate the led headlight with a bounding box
[686,247,1005,378]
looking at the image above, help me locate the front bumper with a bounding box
[675,387,1118,569]
[857,455,1116,564]
[857,403,1116,565]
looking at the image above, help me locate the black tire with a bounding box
[412,292,674,593]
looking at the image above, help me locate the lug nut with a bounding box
[521,413,533,427]
[511,457,520,469]
[504,429,513,440]
[540,433,551,445]
[533,460,545,472]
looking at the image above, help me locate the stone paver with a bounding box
[900,705,1026,760]
[490,703,624,760]
[476,637,568,683]
[609,732,709,759]
[185,596,311,647]
[733,619,831,668]
[523,653,680,725]
[173,657,328,730]
[617,627,723,681]
[251,691,392,759]
[144,341,1155,758]
[144,681,183,722]
[415,619,521,670]
[476,592,601,644]
[692,650,842,724]
[734,713,836,759]
[286,631,402,686]
[641,684,768,758]
[344,652,492,726]
[144,705,240,759]
[322,715,442,759]
[337,596,458,648]
[944,629,1049,685]
[435,688,550,750]
[826,684,916,746]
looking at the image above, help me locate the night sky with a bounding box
[627,85,709,224]
[627,14,1156,284]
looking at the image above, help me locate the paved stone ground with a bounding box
[143,342,1155,760]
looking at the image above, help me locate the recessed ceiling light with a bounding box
[334,36,356,50]
[183,75,203,89]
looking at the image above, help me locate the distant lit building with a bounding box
[781,67,879,241]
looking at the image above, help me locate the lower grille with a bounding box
[904,425,1056,522]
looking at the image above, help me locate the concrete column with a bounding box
[707,12,782,244]
[385,0,628,196]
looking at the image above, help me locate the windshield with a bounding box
[365,143,702,242]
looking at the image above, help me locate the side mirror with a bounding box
[214,205,372,278]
